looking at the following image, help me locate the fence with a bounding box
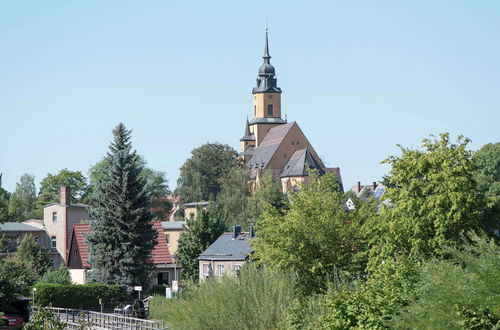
[31,306,167,330]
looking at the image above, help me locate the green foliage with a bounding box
[176,143,240,203]
[472,142,500,199]
[252,172,373,293]
[246,170,288,225]
[88,156,172,219]
[392,234,500,329]
[149,285,168,296]
[35,169,88,213]
[16,234,50,277]
[367,133,487,269]
[0,257,39,308]
[40,265,72,285]
[0,175,10,223]
[23,307,65,330]
[150,265,298,330]
[177,207,226,282]
[87,123,157,291]
[8,173,37,221]
[282,257,419,329]
[33,283,125,309]
[216,167,251,227]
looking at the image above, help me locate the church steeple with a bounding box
[253,27,281,94]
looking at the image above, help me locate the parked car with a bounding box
[1,314,24,328]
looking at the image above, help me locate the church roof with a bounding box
[280,149,325,177]
[247,122,295,169]
[240,118,255,141]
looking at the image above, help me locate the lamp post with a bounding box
[32,287,37,310]
[172,254,179,282]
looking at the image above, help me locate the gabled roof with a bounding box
[68,221,172,269]
[280,149,325,177]
[198,232,253,261]
[0,222,45,232]
[248,122,294,169]
[161,221,186,231]
[70,223,92,268]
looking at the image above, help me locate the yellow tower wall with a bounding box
[252,93,281,118]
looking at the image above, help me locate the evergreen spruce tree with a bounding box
[87,123,157,291]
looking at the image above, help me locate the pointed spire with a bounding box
[263,26,271,63]
[244,117,251,136]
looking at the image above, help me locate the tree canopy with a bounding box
[366,133,488,269]
[8,174,37,221]
[252,172,374,293]
[177,206,226,283]
[176,143,240,203]
[87,123,157,291]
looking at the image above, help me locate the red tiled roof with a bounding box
[72,223,92,268]
[70,221,172,268]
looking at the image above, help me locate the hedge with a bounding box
[33,283,125,310]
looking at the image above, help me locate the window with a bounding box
[34,236,39,244]
[233,264,242,272]
[296,141,300,145]
[217,264,225,276]
[292,141,294,145]
[51,236,57,250]
[52,212,57,222]
[166,234,170,244]
[267,95,273,99]
[267,104,273,116]
[254,105,256,116]
[74,249,77,258]
[49,258,54,267]
[203,264,211,277]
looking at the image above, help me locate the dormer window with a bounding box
[267,104,273,116]
[52,212,57,222]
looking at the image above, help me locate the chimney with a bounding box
[372,182,377,191]
[249,225,255,238]
[232,225,241,239]
[60,186,70,205]
[357,181,361,193]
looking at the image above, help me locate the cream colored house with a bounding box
[161,221,185,255]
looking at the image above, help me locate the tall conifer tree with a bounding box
[87,123,157,290]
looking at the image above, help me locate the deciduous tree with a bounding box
[366,133,487,269]
[252,172,372,293]
[177,207,226,282]
[8,174,37,221]
[176,143,240,203]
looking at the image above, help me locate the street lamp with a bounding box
[32,287,37,310]
[172,254,179,282]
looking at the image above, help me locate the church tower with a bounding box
[240,27,287,156]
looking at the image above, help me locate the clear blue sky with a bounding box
[1,1,499,193]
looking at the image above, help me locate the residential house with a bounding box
[198,226,253,281]
[66,221,177,285]
[161,220,185,255]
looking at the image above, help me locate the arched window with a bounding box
[267,104,273,116]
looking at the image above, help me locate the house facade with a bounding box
[198,226,253,281]
[67,221,178,285]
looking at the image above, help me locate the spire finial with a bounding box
[263,25,271,62]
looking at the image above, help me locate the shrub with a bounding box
[40,265,72,285]
[33,283,125,310]
[150,265,298,330]
[391,234,500,329]
[149,285,168,296]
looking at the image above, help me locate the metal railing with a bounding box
[31,306,167,330]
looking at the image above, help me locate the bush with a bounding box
[150,265,298,330]
[149,285,168,296]
[33,283,125,310]
[40,265,72,285]
[391,234,500,329]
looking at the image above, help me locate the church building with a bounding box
[240,29,342,192]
